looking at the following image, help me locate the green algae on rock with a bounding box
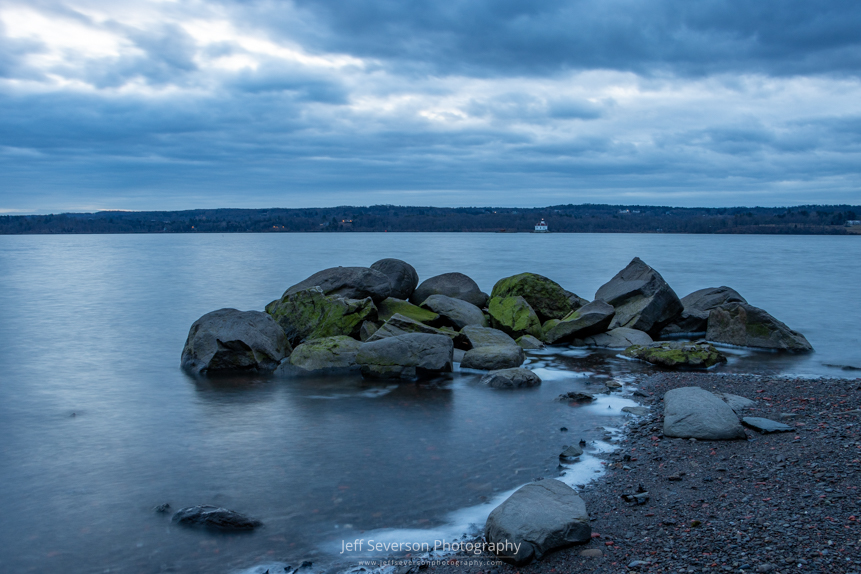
[488,295,542,339]
[490,272,586,321]
[376,297,439,323]
[623,341,727,369]
[265,286,376,346]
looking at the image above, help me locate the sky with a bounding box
[1,0,861,213]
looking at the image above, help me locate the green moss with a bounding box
[488,295,542,338]
[746,322,771,339]
[377,298,438,323]
[490,272,577,321]
[267,287,376,345]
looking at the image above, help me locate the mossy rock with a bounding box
[706,302,812,352]
[281,336,362,373]
[623,341,727,369]
[487,296,542,339]
[491,272,583,321]
[266,287,376,346]
[377,297,439,324]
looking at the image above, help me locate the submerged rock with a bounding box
[370,258,419,300]
[266,287,376,346]
[663,386,746,440]
[560,444,584,459]
[706,302,812,352]
[661,286,747,336]
[581,327,652,348]
[284,266,392,303]
[181,309,291,375]
[356,333,453,379]
[488,295,543,339]
[421,294,487,329]
[480,368,541,389]
[623,341,727,369]
[276,336,362,376]
[172,505,262,531]
[490,272,585,321]
[409,272,489,308]
[485,479,591,565]
[542,300,615,344]
[595,257,683,335]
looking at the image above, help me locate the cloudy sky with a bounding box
[2,0,860,213]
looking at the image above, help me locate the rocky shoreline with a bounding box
[419,372,861,574]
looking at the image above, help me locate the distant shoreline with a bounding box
[1,203,859,235]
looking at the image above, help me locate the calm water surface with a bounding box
[0,233,859,573]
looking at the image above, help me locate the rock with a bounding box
[154,503,171,513]
[580,549,602,557]
[409,272,489,308]
[370,258,419,300]
[560,444,584,459]
[485,479,591,565]
[461,325,518,349]
[716,392,756,414]
[490,272,585,321]
[359,320,378,342]
[285,266,391,303]
[622,341,727,369]
[367,313,460,344]
[706,302,813,352]
[480,368,541,389]
[461,345,526,370]
[556,391,596,402]
[377,297,439,323]
[356,333,453,379]
[488,296,543,339]
[542,301,615,344]
[594,257,683,335]
[453,348,466,363]
[742,417,795,433]
[622,406,650,416]
[171,505,262,531]
[581,327,652,348]
[661,286,747,336]
[663,386,747,440]
[516,335,545,349]
[421,294,487,329]
[266,287,376,346]
[181,309,292,375]
[275,336,362,376]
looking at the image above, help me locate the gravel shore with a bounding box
[422,372,861,574]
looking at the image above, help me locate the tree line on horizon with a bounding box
[1,204,859,235]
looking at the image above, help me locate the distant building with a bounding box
[846,220,861,227]
[534,219,548,232]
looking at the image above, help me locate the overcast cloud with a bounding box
[1,0,860,212]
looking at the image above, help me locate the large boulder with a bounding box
[461,345,525,370]
[370,258,419,300]
[181,309,291,375]
[284,266,391,303]
[488,296,543,339]
[706,302,813,352]
[580,327,652,348]
[623,341,727,369]
[409,272,489,308]
[275,336,362,376]
[490,273,585,321]
[461,325,518,349]
[485,479,591,565]
[663,387,746,440]
[421,294,488,329]
[481,368,541,389]
[266,287,376,346]
[377,297,439,323]
[662,286,747,336]
[172,506,262,531]
[356,333,453,379]
[367,313,460,344]
[516,335,545,349]
[541,300,615,344]
[594,257,683,335]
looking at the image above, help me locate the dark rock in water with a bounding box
[556,391,596,403]
[154,503,171,513]
[663,386,746,440]
[172,505,262,530]
[370,258,419,300]
[516,334,545,349]
[275,336,362,376]
[266,287,376,346]
[581,327,652,348]
[594,257,683,336]
[742,417,795,433]
[490,272,586,321]
[285,266,392,303]
[367,313,461,344]
[488,296,542,339]
[623,341,727,369]
[409,272,489,308]
[481,368,541,389]
[356,333,453,379]
[560,444,584,459]
[421,294,487,329]
[661,286,747,336]
[460,325,517,349]
[376,297,439,323]
[461,345,525,370]
[542,300,615,344]
[485,479,591,565]
[181,309,292,375]
[706,302,812,352]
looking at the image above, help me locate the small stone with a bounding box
[580,549,602,557]
[153,503,171,513]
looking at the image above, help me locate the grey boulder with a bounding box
[409,272,489,308]
[716,392,756,414]
[461,345,525,370]
[516,335,545,349]
[480,368,541,389]
[356,333,453,379]
[663,386,746,440]
[542,300,615,344]
[662,286,747,336]
[421,294,488,329]
[461,325,518,349]
[275,336,362,376]
[370,258,419,300]
[595,257,683,335]
[706,302,812,352]
[172,506,261,531]
[581,327,652,348]
[367,313,461,344]
[485,479,591,565]
[285,266,392,303]
[181,309,291,375]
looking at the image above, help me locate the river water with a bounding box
[0,233,858,573]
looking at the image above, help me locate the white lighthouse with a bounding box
[534,219,548,232]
